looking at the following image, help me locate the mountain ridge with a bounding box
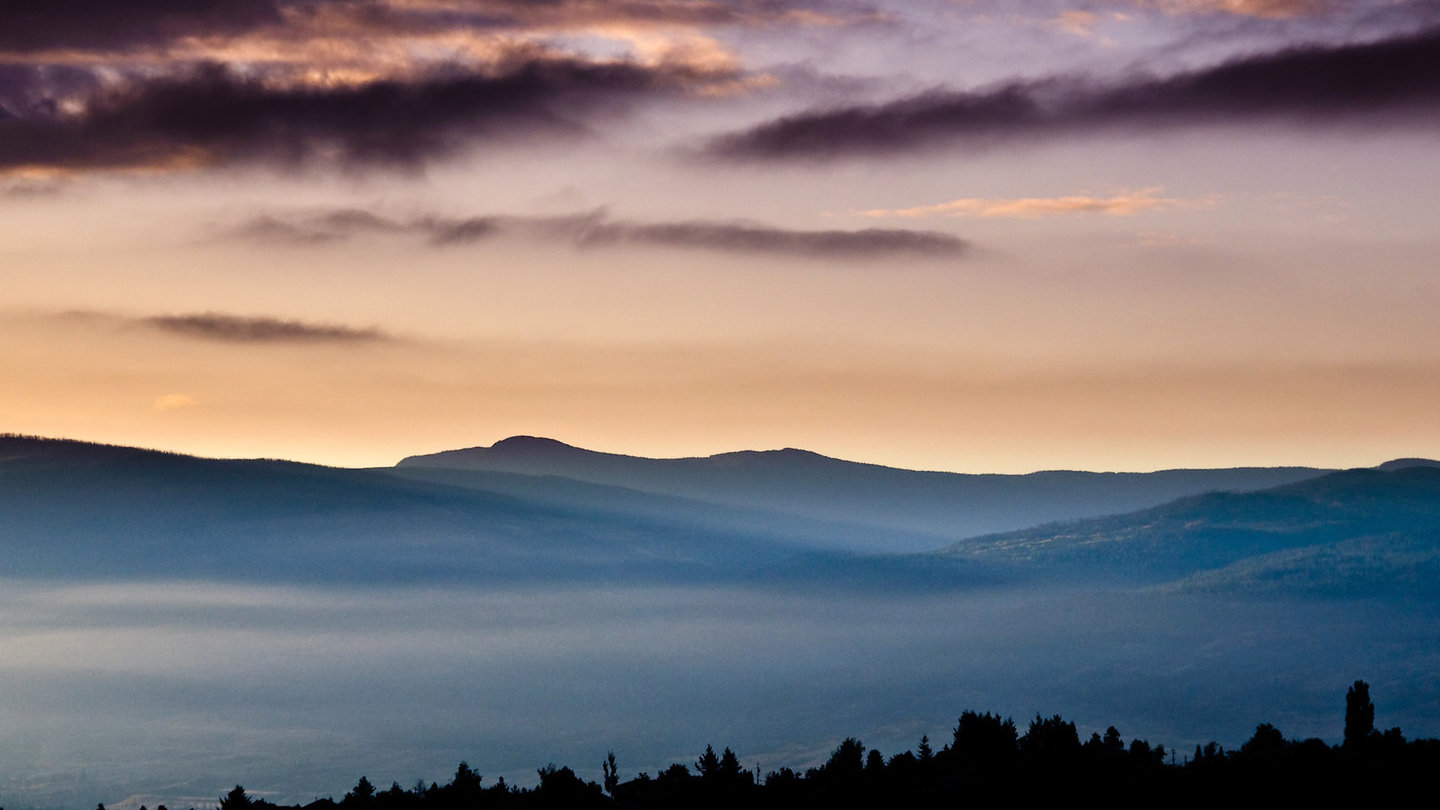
[397,435,1343,547]
[6,433,1437,572]
[0,433,841,584]
[945,465,1440,592]
[403,434,1375,476]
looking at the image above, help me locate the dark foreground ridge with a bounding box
[102,682,1437,810]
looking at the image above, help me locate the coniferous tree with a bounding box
[717,747,744,784]
[696,745,721,780]
[219,786,252,810]
[864,749,885,779]
[1022,714,1080,762]
[951,711,1018,767]
[822,738,866,786]
[344,776,375,808]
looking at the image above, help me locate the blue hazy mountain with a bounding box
[397,436,1329,551]
[945,465,1440,595]
[0,435,861,584]
[5,434,1435,595]
[4,434,1440,810]
[383,464,952,554]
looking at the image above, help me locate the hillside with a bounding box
[0,435,836,584]
[398,436,1330,550]
[945,466,1440,592]
[5,434,1434,594]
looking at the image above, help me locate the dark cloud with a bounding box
[0,64,105,120]
[0,0,846,55]
[322,0,851,37]
[708,26,1440,159]
[228,209,413,244]
[0,0,285,53]
[143,313,386,343]
[0,58,703,173]
[225,208,971,260]
[1,179,66,198]
[566,217,968,259]
[226,215,352,245]
[420,215,504,245]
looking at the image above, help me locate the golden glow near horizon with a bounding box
[3,1,1440,473]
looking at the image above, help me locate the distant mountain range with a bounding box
[0,435,813,584]
[4,433,1438,597]
[397,436,1330,552]
[948,462,1440,597]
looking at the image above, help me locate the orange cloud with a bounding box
[152,394,198,411]
[1148,0,1335,18]
[862,189,1209,219]
[1053,10,1102,36]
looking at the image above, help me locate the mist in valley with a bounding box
[1,578,1433,810]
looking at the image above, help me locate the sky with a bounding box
[3,0,1440,473]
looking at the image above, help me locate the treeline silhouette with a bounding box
[143,681,1434,810]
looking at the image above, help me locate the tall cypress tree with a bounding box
[1344,681,1375,749]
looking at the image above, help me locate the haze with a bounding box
[3,3,1440,808]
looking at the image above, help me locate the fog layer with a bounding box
[0,581,1433,810]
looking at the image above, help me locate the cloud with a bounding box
[229,209,413,244]
[1147,0,1336,18]
[386,0,848,33]
[863,189,1204,219]
[707,26,1440,159]
[567,217,968,258]
[0,0,844,59]
[224,208,971,260]
[1052,11,1104,37]
[0,2,852,177]
[0,0,284,54]
[1,177,67,198]
[152,393,199,411]
[143,313,386,344]
[420,215,505,246]
[0,56,721,174]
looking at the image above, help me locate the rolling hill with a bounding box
[5,434,1436,597]
[397,436,1330,551]
[944,464,1440,594]
[0,435,837,584]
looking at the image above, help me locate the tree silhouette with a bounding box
[822,738,865,785]
[717,747,744,784]
[219,786,252,810]
[343,776,375,808]
[1021,714,1081,765]
[695,745,721,780]
[952,710,1018,766]
[443,761,482,807]
[657,762,690,785]
[60,681,1440,810]
[1344,680,1375,750]
[1240,723,1287,760]
[916,734,933,764]
[864,749,885,779]
[602,750,619,796]
[535,764,603,806]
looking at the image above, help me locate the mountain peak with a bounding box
[489,436,584,455]
[396,435,628,472]
[1376,458,1440,472]
[707,447,836,466]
